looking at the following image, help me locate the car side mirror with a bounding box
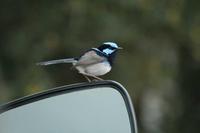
[0,81,137,133]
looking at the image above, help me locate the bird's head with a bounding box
[98,42,122,56]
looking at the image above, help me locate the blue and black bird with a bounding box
[37,42,122,81]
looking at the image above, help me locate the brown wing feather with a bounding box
[75,50,106,66]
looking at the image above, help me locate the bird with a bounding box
[37,42,122,82]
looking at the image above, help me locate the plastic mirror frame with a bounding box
[0,80,138,133]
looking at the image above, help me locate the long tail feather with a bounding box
[36,58,76,66]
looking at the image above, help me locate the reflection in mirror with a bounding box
[0,87,132,133]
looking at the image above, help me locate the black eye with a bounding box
[110,47,115,50]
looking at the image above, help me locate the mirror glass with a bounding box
[0,86,132,133]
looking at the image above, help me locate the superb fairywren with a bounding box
[37,42,122,82]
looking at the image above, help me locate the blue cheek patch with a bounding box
[103,48,114,55]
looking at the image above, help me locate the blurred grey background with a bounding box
[0,0,199,133]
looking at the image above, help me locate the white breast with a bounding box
[75,62,111,76]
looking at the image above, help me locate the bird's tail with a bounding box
[36,58,77,66]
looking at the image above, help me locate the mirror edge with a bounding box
[0,80,138,133]
[107,80,138,133]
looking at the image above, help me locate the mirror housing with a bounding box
[0,80,137,133]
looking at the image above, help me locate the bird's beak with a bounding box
[118,47,123,50]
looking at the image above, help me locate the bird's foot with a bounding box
[79,72,103,82]
[82,74,91,82]
[92,76,103,81]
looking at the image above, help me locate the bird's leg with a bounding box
[83,74,91,82]
[82,73,103,81]
[79,72,91,82]
[92,75,103,81]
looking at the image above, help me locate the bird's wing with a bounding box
[75,49,106,66]
[37,58,76,66]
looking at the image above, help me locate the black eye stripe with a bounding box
[109,47,115,50]
[98,44,116,51]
